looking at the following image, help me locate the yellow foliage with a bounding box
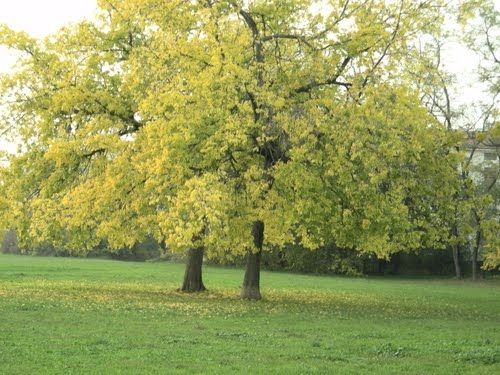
[0,0,470,261]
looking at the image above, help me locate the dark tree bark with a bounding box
[180,247,206,292]
[472,231,481,281]
[471,212,482,281]
[241,221,264,300]
[452,244,462,279]
[472,247,479,281]
[450,199,464,279]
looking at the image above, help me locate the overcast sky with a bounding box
[0,0,96,37]
[0,0,97,74]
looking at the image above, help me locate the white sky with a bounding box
[0,0,96,36]
[0,0,97,74]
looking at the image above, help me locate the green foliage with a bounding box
[107,236,161,261]
[458,1,499,271]
[261,244,365,276]
[482,223,500,270]
[0,229,19,254]
[405,0,499,273]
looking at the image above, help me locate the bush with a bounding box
[270,244,366,276]
[108,236,161,261]
[1,229,20,254]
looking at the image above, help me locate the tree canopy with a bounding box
[0,0,479,296]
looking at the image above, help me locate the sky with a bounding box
[0,0,97,74]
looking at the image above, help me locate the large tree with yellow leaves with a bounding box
[1,0,460,298]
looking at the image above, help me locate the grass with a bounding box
[0,253,499,374]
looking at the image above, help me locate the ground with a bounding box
[0,253,498,374]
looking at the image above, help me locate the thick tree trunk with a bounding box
[241,221,264,300]
[452,244,462,279]
[180,248,206,292]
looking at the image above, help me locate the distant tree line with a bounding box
[3,229,490,278]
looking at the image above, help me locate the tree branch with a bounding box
[293,56,352,94]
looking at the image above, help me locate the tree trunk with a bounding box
[241,221,264,300]
[452,244,462,279]
[451,222,462,279]
[472,214,482,281]
[472,232,481,281]
[472,246,479,281]
[180,248,206,292]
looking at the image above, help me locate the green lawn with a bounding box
[0,254,498,374]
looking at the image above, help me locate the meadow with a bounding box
[0,253,498,374]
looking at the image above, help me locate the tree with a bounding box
[408,35,464,279]
[0,16,210,291]
[403,0,499,279]
[408,35,483,279]
[460,0,499,95]
[1,0,457,299]
[459,0,500,276]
